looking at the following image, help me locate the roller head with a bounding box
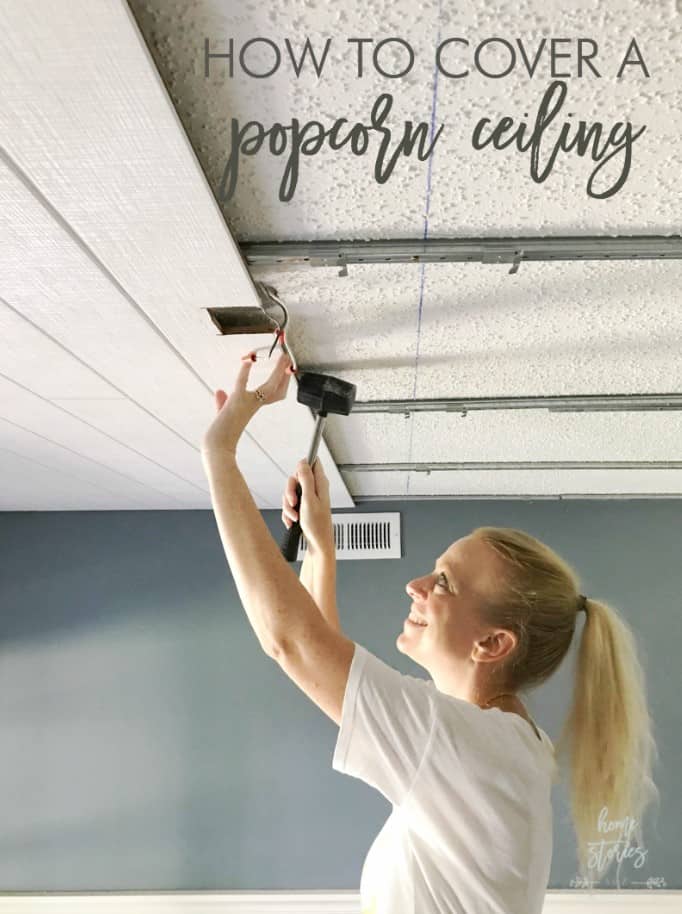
[296,372,356,416]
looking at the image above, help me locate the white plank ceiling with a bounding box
[0,0,353,511]
[1,0,681,509]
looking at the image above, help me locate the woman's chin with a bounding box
[397,630,416,651]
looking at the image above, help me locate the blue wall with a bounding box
[0,500,677,891]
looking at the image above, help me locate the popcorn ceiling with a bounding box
[247,259,682,402]
[126,0,682,499]
[128,0,682,241]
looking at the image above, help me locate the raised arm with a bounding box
[282,462,342,634]
[201,350,333,656]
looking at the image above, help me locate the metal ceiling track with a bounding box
[352,494,682,501]
[346,394,682,472]
[242,235,682,275]
[352,393,682,415]
[339,460,682,473]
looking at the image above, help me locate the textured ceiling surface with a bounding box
[128,0,682,500]
[1,0,681,510]
[128,0,681,239]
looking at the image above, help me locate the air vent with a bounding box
[297,513,401,561]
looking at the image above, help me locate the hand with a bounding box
[202,350,294,457]
[281,458,334,555]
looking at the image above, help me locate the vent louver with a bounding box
[297,513,401,560]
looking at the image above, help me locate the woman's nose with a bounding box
[406,577,427,600]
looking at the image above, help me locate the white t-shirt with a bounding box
[332,643,557,914]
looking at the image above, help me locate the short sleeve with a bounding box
[332,643,435,806]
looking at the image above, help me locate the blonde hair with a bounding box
[471,526,661,883]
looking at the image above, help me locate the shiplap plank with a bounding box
[0,400,199,509]
[0,448,182,512]
[0,297,116,399]
[0,158,280,507]
[0,0,352,509]
[50,398,208,489]
[0,380,279,510]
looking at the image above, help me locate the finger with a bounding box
[214,390,228,411]
[276,350,292,372]
[236,354,255,391]
[281,512,292,529]
[281,494,299,521]
[297,459,315,496]
[261,352,292,397]
[286,476,299,506]
[276,370,293,400]
[312,458,329,489]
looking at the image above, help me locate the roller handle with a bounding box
[281,482,303,562]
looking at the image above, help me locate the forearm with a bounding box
[202,449,322,655]
[300,548,314,593]
[300,547,341,633]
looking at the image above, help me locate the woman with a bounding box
[202,349,660,912]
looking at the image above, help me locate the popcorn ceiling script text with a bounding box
[204,36,650,203]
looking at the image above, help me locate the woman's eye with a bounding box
[436,574,449,589]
